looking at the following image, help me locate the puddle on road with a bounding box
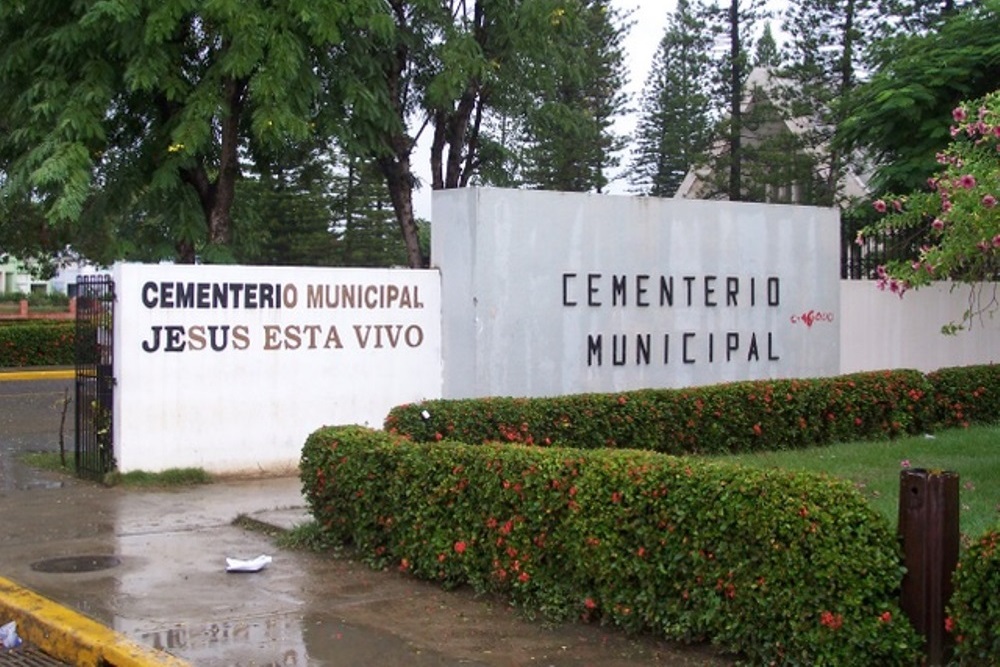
[139,612,482,667]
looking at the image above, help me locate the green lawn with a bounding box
[715,424,1000,539]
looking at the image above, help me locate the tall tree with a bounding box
[0,1,390,264]
[754,22,781,68]
[839,0,1000,194]
[335,0,568,268]
[331,154,414,267]
[704,0,768,201]
[519,0,630,192]
[630,0,714,197]
[779,0,876,206]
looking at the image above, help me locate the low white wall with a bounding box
[113,263,441,474]
[840,280,1000,373]
[433,188,841,398]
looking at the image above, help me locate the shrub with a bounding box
[949,528,1000,664]
[385,370,936,455]
[301,425,921,665]
[927,364,1000,429]
[0,321,75,367]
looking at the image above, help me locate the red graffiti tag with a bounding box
[790,310,835,328]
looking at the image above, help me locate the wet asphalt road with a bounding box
[0,375,734,666]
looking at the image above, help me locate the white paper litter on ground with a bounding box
[225,554,272,573]
[0,620,22,649]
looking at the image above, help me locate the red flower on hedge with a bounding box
[819,610,843,630]
[454,540,467,554]
[584,597,597,610]
[879,611,892,624]
[944,616,954,633]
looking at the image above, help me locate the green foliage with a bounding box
[859,91,1000,331]
[949,528,1000,664]
[0,0,391,262]
[629,0,713,197]
[839,0,1000,194]
[106,467,212,487]
[518,0,629,193]
[386,370,937,455]
[927,364,1000,429]
[300,425,920,664]
[0,321,74,367]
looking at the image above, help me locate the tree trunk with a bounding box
[728,0,742,202]
[378,154,424,268]
[177,75,247,262]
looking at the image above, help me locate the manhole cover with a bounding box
[30,555,121,573]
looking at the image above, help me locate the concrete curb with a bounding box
[0,369,75,381]
[0,576,190,667]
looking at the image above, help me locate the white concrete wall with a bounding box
[840,280,1000,373]
[113,263,441,474]
[433,188,841,398]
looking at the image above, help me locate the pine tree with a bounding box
[703,0,769,201]
[754,22,781,68]
[519,0,630,192]
[780,0,877,206]
[629,0,714,197]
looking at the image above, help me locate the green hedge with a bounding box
[927,364,1000,429]
[949,528,1000,664]
[0,321,75,367]
[385,370,936,454]
[301,425,920,665]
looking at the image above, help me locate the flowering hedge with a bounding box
[926,364,1000,429]
[385,370,937,454]
[301,425,920,665]
[949,528,1000,664]
[0,321,75,367]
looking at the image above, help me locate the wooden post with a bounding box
[898,469,960,665]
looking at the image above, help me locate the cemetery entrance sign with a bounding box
[432,188,840,399]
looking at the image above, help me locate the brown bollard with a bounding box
[897,469,960,665]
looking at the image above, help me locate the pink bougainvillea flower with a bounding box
[952,106,967,122]
[901,460,911,468]
[945,616,955,633]
[880,611,892,624]
[873,199,887,213]
[959,174,977,189]
[454,540,467,554]
[584,597,597,610]
[993,234,1000,248]
[892,199,903,212]
[983,194,997,209]
[931,218,945,231]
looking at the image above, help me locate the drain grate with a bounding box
[30,555,121,574]
[0,644,71,666]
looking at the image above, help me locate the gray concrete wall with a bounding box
[433,188,841,399]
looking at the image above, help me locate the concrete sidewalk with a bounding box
[0,375,731,666]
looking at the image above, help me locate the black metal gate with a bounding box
[75,275,116,480]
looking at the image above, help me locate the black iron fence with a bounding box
[841,223,932,280]
[74,275,116,481]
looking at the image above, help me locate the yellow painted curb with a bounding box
[0,369,75,381]
[0,576,190,667]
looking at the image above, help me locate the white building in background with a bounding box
[675,68,869,206]
[0,255,50,295]
[0,252,107,297]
